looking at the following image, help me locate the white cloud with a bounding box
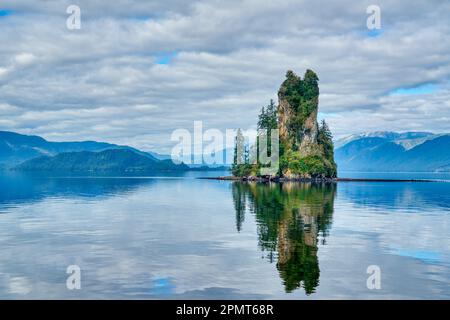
[0,0,449,152]
[14,53,36,65]
[0,67,10,77]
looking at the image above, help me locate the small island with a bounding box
[230,69,337,182]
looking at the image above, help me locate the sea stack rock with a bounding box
[277,70,337,178]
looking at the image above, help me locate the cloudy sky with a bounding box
[0,0,449,153]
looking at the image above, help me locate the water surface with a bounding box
[0,171,449,299]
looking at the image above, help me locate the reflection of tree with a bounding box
[231,182,336,295]
[232,182,246,232]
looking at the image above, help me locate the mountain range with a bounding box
[2,130,449,174]
[15,149,189,174]
[0,131,187,173]
[335,131,450,172]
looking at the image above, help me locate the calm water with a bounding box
[0,171,449,299]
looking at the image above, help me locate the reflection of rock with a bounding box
[231,182,336,294]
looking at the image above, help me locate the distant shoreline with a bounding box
[198,176,437,183]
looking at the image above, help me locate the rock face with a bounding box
[278,70,320,155]
[277,92,293,148]
[278,101,320,157]
[277,70,337,178]
[230,69,336,179]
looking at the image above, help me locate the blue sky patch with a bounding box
[135,15,152,21]
[390,83,439,95]
[367,29,383,38]
[155,52,178,65]
[318,112,339,120]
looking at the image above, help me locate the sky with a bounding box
[0,0,449,153]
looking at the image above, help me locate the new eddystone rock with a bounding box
[232,69,337,180]
[277,70,337,179]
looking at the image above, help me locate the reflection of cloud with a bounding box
[167,287,267,299]
[338,182,450,213]
[0,175,156,211]
[0,9,14,17]
[0,177,448,299]
[151,277,175,295]
[8,277,32,295]
[335,182,450,282]
[0,178,282,299]
[390,248,441,264]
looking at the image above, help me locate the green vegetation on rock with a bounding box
[232,70,337,179]
[230,129,254,177]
